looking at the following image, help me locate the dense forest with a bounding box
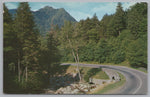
[3,2,147,93]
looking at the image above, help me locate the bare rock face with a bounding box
[49,73,80,90]
[47,68,121,94]
[55,83,97,94]
[44,89,55,94]
[91,78,109,85]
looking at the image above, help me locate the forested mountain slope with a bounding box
[9,6,76,35]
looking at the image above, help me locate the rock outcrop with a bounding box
[46,68,121,94]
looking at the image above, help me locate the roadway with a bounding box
[61,63,147,95]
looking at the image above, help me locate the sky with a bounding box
[4,2,137,21]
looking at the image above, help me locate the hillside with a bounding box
[9,6,76,35]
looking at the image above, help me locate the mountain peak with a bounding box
[9,6,76,35]
[59,8,65,11]
[43,6,53,9]
[38,6,54,11]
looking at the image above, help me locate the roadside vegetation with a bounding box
[92,71,109,79]
[94,72,126,94]
[66,65,125,94]
[66,66,109,82]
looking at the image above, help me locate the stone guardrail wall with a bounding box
[89,68,120,85]
[102,68,120,81]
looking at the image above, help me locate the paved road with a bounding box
[61,63,147,95]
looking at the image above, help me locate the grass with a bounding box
[131,67,147,73]
[66,65,91,74]
[94,72,126,94]
[102,61,147,73]
[107,61,147,73]
[65,65,109,81]
[92,71,109,79]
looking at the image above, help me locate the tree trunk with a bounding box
[22,69,25,83]
[76,51,82,82]
[71,49,81,82]
[119,31,120,35]
[67,38,82,82]
[18,52,20,82]
[68,39,78,63]
[25,66,28,82]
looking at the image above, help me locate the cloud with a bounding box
[122,2,137,10]
[4,2,19,9]
[92,2,117,14]
[4,2,138,21]
[30,3,48,11]
[69,11,92,21]
[90,2,117,20]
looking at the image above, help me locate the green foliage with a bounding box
[84,68,102,82]
[20,72,44,93]
[95,72,125,94]
[127,38,147,68]
[39,29,61,76]
[112,50,125,64]
[78,42,96,62]
[61,3,147,68]
[88,28,99,42]
[92,71,109,79]
[100,14,114,38]
[3,4,17,64]
[107,2,125,37]
[14,2,40,70]
[3,4,18,93]
[4,4,12,23]
[94,39,108,63]
[4,2,45,94]
[127,3,147,39]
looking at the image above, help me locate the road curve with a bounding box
[61,63,147,95]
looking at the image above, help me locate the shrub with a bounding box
[84,68,101,82]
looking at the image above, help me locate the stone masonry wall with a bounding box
[89,68,120,85]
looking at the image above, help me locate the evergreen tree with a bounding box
[127,3,147,39]
[3,4,15,65]
[100,14,114,38]
[127,3,147,68]
[94,39,109,63]
[47,28,61,75]
[114,2,125,35]
[91,13,99,27]
[3,3,18,93]
[3,4,12,23]
[14,2,40,84]
[87,14,100,42]
[107,3,125,37]
[127,39,147,68]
